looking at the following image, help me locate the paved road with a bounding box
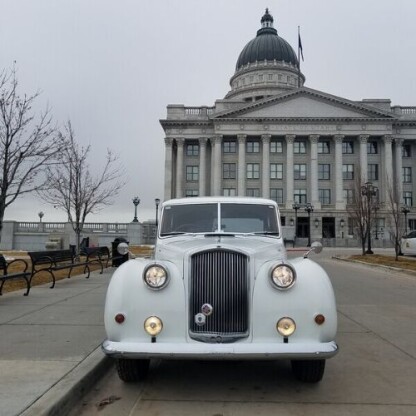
[69,250,416,416]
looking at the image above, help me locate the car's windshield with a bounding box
[160,203,279,236]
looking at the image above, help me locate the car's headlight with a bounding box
[143,264,169,290]
[270,263,296,289]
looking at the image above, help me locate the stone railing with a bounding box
[392,106,416,116]
[0,221,151,251]
[167,105,214,119]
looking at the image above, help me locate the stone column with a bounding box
[309,135,321,209]
[285,135,295,209]
[394,138,403,204]
[211,135,222,195]
[334,135,345,209]
[359,135,369,183]
[237,134,246,196]
[383,135,393,203]
[175,138,184,198]
[199,138,207,197]
[261,134,271,199]
[164,137,173,200]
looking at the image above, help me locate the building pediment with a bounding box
[214,87,396,121]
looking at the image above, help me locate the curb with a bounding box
[332,255,416,277]
[21,346,113,416]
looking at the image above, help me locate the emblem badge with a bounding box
[195,313,206,326]
[201,303,213,316]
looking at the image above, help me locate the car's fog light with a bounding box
[115,313,125,324]
[144,316,163,336]
[315,314,325,325]
[277,317,296,337]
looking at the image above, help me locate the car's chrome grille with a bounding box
[189,249,249,342]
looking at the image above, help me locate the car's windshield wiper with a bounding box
[204,232,236,237]
[160,231,186,236]
[252,231,279,235]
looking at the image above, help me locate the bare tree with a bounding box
[40,121,126,254]
[346,169,368,255]
[0,67,64,242]
[385,175,402,260]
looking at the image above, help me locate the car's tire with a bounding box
[116,358,150,382]
[291,359,325,383]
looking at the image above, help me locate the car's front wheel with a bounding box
[291,359,325,383]
[116,358,150,382]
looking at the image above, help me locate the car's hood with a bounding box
[154,234,287,267]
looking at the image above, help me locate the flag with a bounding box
[298,32,304,61]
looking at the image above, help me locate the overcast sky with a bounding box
[2,0,416,223]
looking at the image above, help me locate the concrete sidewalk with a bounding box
[0,268,114,416]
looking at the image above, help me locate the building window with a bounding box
[270,140,283,153]
[318,164,331,180]
[270,163,283,179]
[246,188,260,197]
[186,166,199,181]
[258,75,263,82]
[342,141,354,154]
[223,163,236,179]
[247,163,260,179]
[319,189,331,205]
[270,188,283,204]
[403,191,413,206]
[294,189,307,204]
[294,140,306,154]
[344,189,355,204]
[343,164,354,180]
[268,74,273,80]
[403,167,412,183]
[402,144,411,158]
[223,188,236,196]
[368,164,379,181]
[186,143,199,156]
[318,141,330,154]
[367,141,378,154]
[294,164,307,180]
[185,190,199,197]
[347,218,355,236]
[223,140,236,153]
[246,141,260,153]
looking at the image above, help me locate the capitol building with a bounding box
[160,9,416,245]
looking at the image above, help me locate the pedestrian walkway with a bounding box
[0,268,114,416]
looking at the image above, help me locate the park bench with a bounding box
[82,246,111,268]
[28,249,104,292]
[284,236,296,248]
[0,254,31,296]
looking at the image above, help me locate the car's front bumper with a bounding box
[102,339,338,360]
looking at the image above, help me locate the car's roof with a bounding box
[162,196,278,207]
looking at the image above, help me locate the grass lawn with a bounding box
[348,254,416,272]
[1,245,154,295]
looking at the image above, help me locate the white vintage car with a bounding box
[102,197,338,383]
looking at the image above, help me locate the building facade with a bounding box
[160,9,416,246]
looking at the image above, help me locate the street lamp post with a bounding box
[292,202,300,239]
[361,181,378,254]
[304,202,314,247]
[374,204,380,240]
[155,198,161,228]
[132,197,140,222]
[401,205,410,235]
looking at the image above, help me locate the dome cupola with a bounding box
[226,9,305,102]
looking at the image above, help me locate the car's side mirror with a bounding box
[303,241,323,258]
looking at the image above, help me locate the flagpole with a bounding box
[298,26,301,88]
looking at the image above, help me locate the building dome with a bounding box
[225,9,304,101]
[236,9,299,70]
